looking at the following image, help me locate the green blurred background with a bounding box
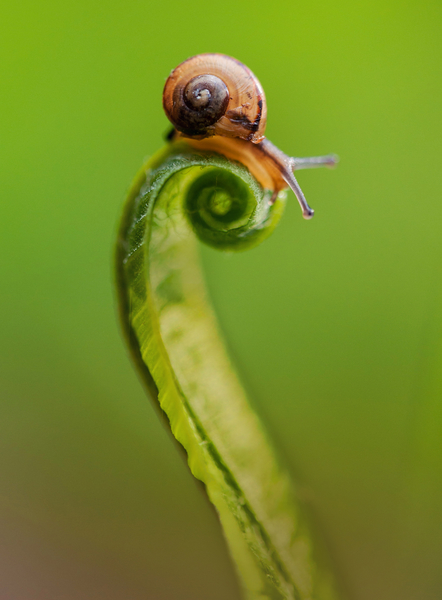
[1,0,441,598]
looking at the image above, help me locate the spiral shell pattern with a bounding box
[163,53,267,143]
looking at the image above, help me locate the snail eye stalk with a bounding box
[284,154,339,218]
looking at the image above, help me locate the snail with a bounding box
[163,53,337,219]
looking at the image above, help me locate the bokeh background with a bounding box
[1,0,441,598]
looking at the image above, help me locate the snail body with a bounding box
[175,133,288,197]
[163,54,337,219]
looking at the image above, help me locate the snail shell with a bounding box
[163,53,267,143]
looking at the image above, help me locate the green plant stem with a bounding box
[115,143,340,600]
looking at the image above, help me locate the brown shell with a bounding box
[163,53,267,143]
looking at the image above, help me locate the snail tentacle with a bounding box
[291,154,339,170]
[256,139,314,217]
[279,167,315,219]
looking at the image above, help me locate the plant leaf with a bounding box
[115,142,341,600]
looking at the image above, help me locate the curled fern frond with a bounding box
[115,143,340,600]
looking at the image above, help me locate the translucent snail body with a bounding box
[163,53,337,219]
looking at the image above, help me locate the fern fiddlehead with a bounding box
[115,54,339,600]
